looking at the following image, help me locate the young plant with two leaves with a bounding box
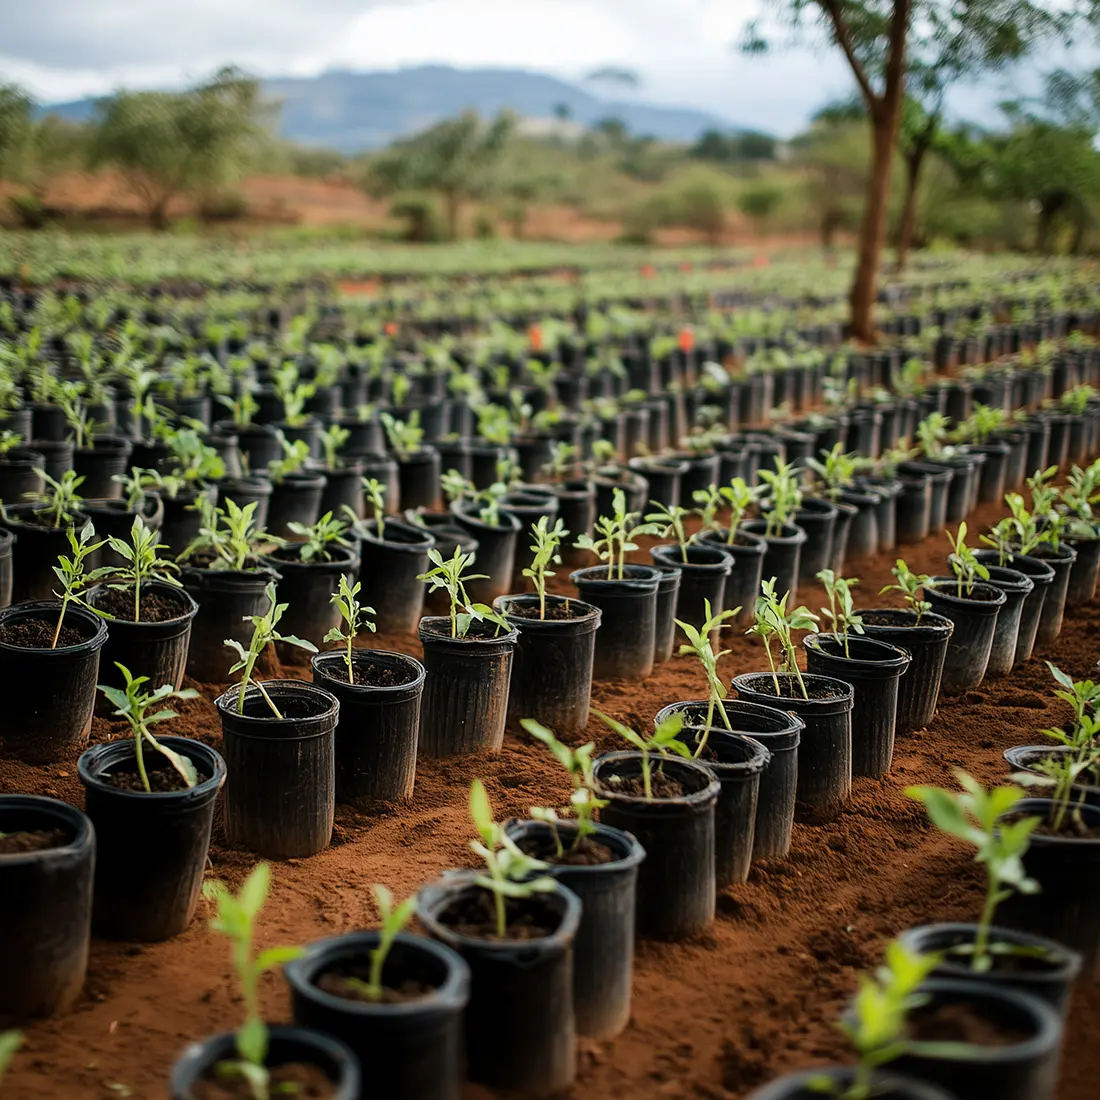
[521,719,607,859]
[945,523,990,599]
[574,487,658,580]
[592,710,690,801]
[50,522,112,648]
[203,863,305,1099]
[645,501,695,564]
[102,516,183,622]
[522,515,569,620]
[806,444,865,503]
[98,663,200,793]
[675,598,740,755]
[224,581,318,717]
[758,458,802,538]
[817,569,864,659]
[879,559,933,625]
[285,511,351,563]
[416,546,511,639]
[746,577,819,699]
[323,576,377,684]
[908,771,1041,972]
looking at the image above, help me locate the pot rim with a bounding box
[77,735,227,804]
[311,648,427,696]
[0,793,93,865]
[592,749,721,807]
[0,600,109,654]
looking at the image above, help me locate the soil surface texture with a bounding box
[4,496,1100,1099]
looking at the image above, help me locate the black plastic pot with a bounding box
[554,479,596,565]
[860,609,954,734]
[628,456,688,508]
[311,649,425,806]
[936,455,979,524]
[896,471,932,545]
[650,542,731,632]
[215,680,339,859]
[218,475,273,529]
[892,979,1062,1100]
[791,498,838,586]
[72,435,132,499]
[417,876,581,1096]
[495,594,600,736]
[744,1070,958,1100]
[827,499,857,572]
[0,795,94,1019]
[417,616,518,758]
[1003,745,1100,810]
[1065,533,1100,607]
[157,485,217,559]
[974,549,1053,665]
[319,459,366,520]
[263,544,359,649]
[0,602,107,765]
[593,751,720,939]
[898,924,1081,1017]
[699,528,766,627]
[650,562,683,663]
[967,564,1033,678]
[570,564,659,681]
[354,518,433,633]
[180,564,277,682]
[506,819,644,1040]
[741,520,807,598]
[170,1025,360,1100]
[32,438,74,481]
[267,471,327,538]
[450,502,520,605]
[923,579,1006,695]
[900,461,953,532]
[395,447,441,512]
[77,736,225,942]
[0,446,45,505]
[1,505,89,602]
[732,672,854,825]
[973,440,1011,502]
[87,580,198,690]
[593,469,648,518]
[228,422,283,471]
[658,698,802,863]
[1026,542,1077,648]
[999,798,1100,980]
[803,633,911,778]
[286,931,469,1100]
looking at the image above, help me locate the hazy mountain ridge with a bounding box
[42,64,742,152]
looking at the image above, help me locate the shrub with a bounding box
[389,194,444,242]
[8,194,50,229]
[198,190,248,223]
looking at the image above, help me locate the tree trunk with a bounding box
[849,114,898,342]
[895,143,927,272]
[148,197,171,231]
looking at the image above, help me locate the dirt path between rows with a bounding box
[4,495,1099,1100]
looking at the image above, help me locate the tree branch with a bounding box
[818,0,878,107]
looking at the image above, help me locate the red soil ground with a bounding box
[3,494,1099,1099]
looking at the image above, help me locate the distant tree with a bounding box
[367,110,515,240]
[88,67,269,229]
[789,116,871,250]
[0,85,33,184]
[22,116,87,199]
[738,131,778,160]
[552,102,573,122]
[594,117,629,145]
[675,182,727,244]
[690,129,738,162]
[739,183,783,233]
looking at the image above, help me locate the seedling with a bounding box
[0,1031,21,1083]
[390,371,412,407]
[817,570,864,658]
[323,576,377,684]
[957,403,1007,444]
[416,546,510,639]
[574,487,659,580]
[522,516,568,620]
[1027,466,1063,549]
[272,362,316,428]
[916,412,952,459]
[203,864,305,1100]
[25,468,85,529]
[692,485,722,533]
[266,434,311,483]
[468,779,557,939]
[522,719,607,854]
[908,771,1040,972]
[879,559,932,624]
[320,423,351,472]
[104,517,182,622]
[1004,493,1045,556]
[675,599,740,752]
[980,516,1018,567]
[362,477,388,540]
[542,440,578,482]
[758,458,803,537]
[338,885,418,1002]
[746,577,819,699]
[718,477,760,544]
[0,429,23,456]
[380,411,424,459]
[946,523,989,598]
[1061,462,1100,540]
[806,444,864,502]
[164,428,225,487]
[1016,663,1100,833]
[98,664,200,793]
[51,522,111,648]
[225,581,318,716]
[808,940,941,1100]
[181,499,271,572]
[285,511,350,563]
[216,386,259,428]
[440,469,474,506]
[593,710,690,801]
[645,502,694,563]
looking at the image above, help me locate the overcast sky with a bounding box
[0,0,1042,135]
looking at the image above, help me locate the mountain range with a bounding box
[43,65,741,153]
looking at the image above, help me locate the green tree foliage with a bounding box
[739,183,783,232]
[88,67,270,229]
[366,109,515,240]
[690,129,778,162]
[0,85,33,184]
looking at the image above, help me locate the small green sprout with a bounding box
[323,576,377,684]
[593,709,690,801]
